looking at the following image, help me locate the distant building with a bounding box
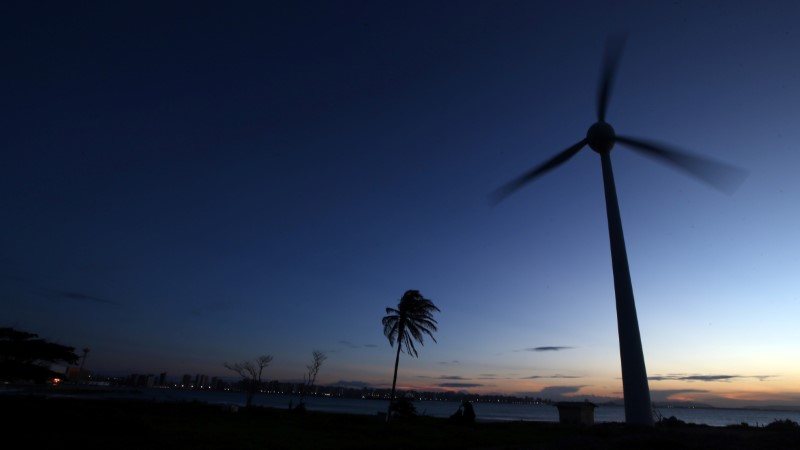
[555,401,598,425]
[128,373,156,387]
[194,374,208,388]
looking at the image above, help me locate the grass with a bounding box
[4,394,799,449]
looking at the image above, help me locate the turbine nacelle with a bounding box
[587,121,616,154]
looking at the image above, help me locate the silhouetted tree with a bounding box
[449,400,475,425]
[462,400,476,424]
[296,350,327,412]
[766,419,800,430]
[0,327,79,383]
[390,396,418,420]
[382,289,440,422]
[223,354,273,407]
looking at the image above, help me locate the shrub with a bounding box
[657,415,688,427]
[765,419,799,430]
[390,397,417,420]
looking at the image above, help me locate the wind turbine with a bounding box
[491,36,747,427]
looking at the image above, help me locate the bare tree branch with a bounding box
[224,354,273,407]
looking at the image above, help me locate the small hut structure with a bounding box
[555,401,598,425]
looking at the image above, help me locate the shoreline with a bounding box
[5,383,800,428]
[10,382,800,414]
[7,385,800,427]
[4,393,800,449]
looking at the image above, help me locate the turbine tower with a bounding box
[491,35,746,426]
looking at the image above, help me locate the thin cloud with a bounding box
[438,360,460,366]
[438,383,483,388]
[649,374,768,382]
[540,385,584,396]
[41,289,121,306]
[338,340,360,349]
[526,346,573,352]
[683,375,738,382]
[329,380,373,389]
[522,374,582,379]
[649,375,677,381]
[363,344,377,348]
[417,375,468,380]
[650,389,709,403]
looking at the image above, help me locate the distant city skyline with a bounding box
[58,366,731,410]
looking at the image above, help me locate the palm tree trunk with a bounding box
[386,335,403,422]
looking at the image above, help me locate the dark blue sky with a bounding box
[3,1,800,407]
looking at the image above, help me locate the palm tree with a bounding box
[382,289,440,422]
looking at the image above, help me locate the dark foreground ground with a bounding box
[3,394,799,449]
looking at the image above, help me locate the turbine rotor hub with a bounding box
[586,121,616,154]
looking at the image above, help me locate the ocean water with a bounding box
[94,388,800,428]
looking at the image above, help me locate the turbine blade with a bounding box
[490,139,587,206]
[616,135,748,194]
[597,34,627,122]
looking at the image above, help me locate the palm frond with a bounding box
[382,290,440,357]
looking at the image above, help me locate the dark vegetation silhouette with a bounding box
[382,289,440,423]
[294,350,327,413]
[0,327,79,383]
[490,34,747,427]
[5,394,800,450]
[764,419,800,430]
[5,325,800,448]
[389,396,418,420]
[223,354,273,408]
[657,415,690,428]
[449,400,476,425]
